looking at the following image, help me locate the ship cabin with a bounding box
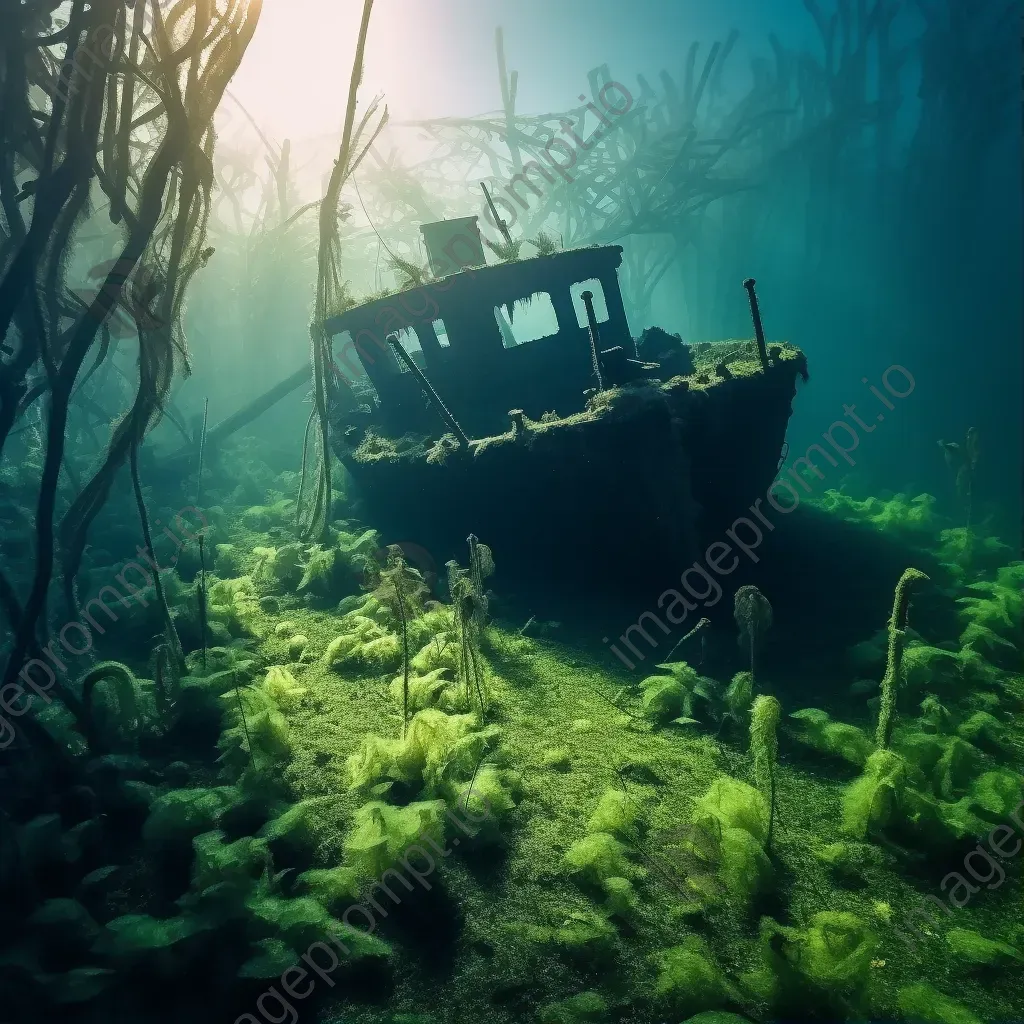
[324,217,636,439]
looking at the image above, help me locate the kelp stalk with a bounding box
[750,694,781,851]
[196,398,210,668]
[395,574,410,737]
[130,439,186,674]
[299,0,386,541]
[663,616,711,662]
[876,568,930,749]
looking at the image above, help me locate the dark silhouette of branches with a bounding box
[0,0,263,738]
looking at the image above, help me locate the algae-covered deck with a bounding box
[337,339,808,600]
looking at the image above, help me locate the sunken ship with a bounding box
[327,217,808,598]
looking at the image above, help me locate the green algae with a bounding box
[9,448,1024,1024]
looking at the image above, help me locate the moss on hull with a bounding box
[340,341,807,601]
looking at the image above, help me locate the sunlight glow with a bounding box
[222,1,464,143]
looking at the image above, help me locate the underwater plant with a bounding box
[789,708,875,767]
[733,586,772,683]
[957,562,1024,643]
[196,536,210,669]
[652,935,742,1016]
[484,235,524,262]
[750,912,878,1016]
[296,0,388,543]
[195,401,211,668]
[749,695,781,850]
[720,671,755,736]
[77,662,141,754]
[842,748,909,839]
[876,567,930,748]
[365,546,430,735]
[639,660,714,726]
[530,231,561,256]
[662,616,711,665]
[446,536,495,714]
[386,253,432,289]
[938,426,980,530]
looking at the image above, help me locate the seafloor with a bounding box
[0,436,1022,1024]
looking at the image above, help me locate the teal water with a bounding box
[0,2,1021,1023]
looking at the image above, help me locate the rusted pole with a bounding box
[387,334,471,446]
[581,290,605,391]
[481,182,515,250]
[743,278,771,372]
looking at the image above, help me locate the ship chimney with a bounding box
[420,217,486,279]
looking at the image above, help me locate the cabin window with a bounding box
[494,291,559,348]
[387,326,421,372]
[331,330,365,383]
[570,278,610,328]
[432,319,451,348]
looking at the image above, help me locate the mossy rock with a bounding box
[390,669,454,714]
[348,709,499,798]
[897,982,983,1024]
[957,563,1024,642]
[967,770,1024,819]
[691,828,763,912]
[450,765,515,840]
[956,711,1010,754]
[246,892,390,961]
[238,937,301,979]
[142,787,237,853]
[896,731,948,780]
[933,737,984,800]
[192,831,269,892]
[96,913,207,958]
[641,674,690,724]
[259,795,343,862]
[902,643,962,695]
[538,990,609,1024]
[959,622,1019,669]
[695,777,768,847]
[541,747,572,771]
[601,876,638,917]
[814,841,884,881]
[790,708,874,767]
[640,661,702,724]
[45,966,116,1005]
[260,665,307,711]
[945,927,1021,967]
[681,1015,752,1024]
[517,910,618,963]
[564,832,639,886]
[28,899,101,960]
[842,749,908,839]
[344,800,447,883]
[652,935,741,1016]
[296,865,361,910]
[587,787,643,839]
[752,912,876,1011]
[796,911,876,991]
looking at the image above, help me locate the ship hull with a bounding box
[336,347,806,600]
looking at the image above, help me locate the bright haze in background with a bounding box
[224,0,809,142]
